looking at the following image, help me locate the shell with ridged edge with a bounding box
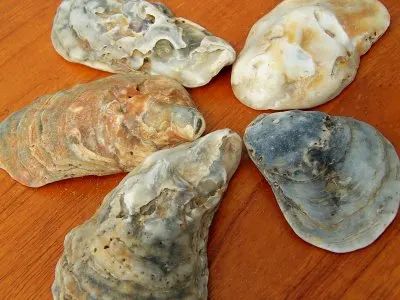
[0,72,205,187]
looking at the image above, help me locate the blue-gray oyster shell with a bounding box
[244,110,400,253]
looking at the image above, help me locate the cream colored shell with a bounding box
[52,0,236,88]
[232,0,390,110]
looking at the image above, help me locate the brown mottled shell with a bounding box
[52,129,242,299]
[0,73,205,187]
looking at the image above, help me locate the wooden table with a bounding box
[0,0,399,299]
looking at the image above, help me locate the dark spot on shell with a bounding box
[145,14,155,24]
[195,118,203,135]
[324,30,336,38]
[69,136,80,144]
[331,196,340,207]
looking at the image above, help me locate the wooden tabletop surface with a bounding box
[0,0,399,299]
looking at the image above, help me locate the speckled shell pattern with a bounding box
[244,111,400,253]
[52,129,242,300]
[0,73,205,187]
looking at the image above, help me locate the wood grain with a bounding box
[0,0,399,299]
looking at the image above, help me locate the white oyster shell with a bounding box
[52,129,242,299]
[244,111,400,253]
[232,0,390,110]
[52,0,236,88]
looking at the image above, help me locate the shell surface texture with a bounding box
[52,129,242,299]
[52,0,236,88]
[244,110,400,253]
[0,73,205,188]
[232,0,390,110]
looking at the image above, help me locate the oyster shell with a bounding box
[52,0,236,88]
[52,129,242,299]
[232,0,390,110]
[244,111,400,253]
[0,73,205,187]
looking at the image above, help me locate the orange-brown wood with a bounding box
[0,0,399,299]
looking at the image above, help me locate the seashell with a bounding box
[244,110,400,253]
[52,0,236,88]
[232,0,390,110]
[0,73,205,187]
[52,129,242,299]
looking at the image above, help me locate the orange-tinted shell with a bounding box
[0,73,205,187]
